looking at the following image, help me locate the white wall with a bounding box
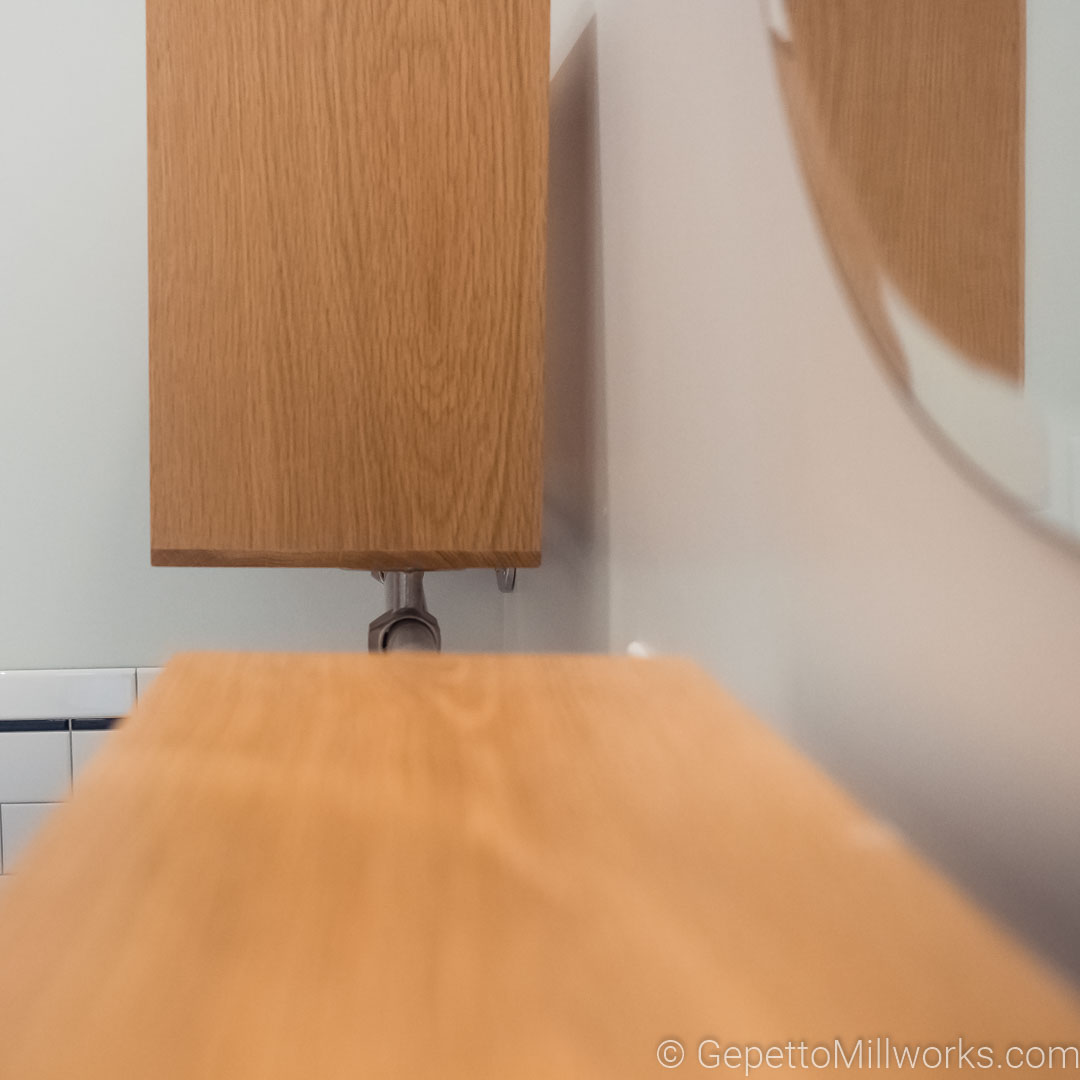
[1027,0,1080,412]
[586,0,1080,976]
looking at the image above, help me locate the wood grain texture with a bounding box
[148,1,548,570]
[0,653,1077,1078]
[775,0,1024,382]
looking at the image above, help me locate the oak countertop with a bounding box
[0,654,1075,1077]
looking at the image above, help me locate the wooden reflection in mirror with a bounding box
[772,0,1024,384]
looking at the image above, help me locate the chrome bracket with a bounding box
[368,571,441,653]
[496,568,517,594]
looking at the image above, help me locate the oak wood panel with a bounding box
[0,653,1077,1078]
[777,0,1024,382]
[148,1,548,570]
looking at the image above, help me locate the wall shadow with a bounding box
[507,16,610,652]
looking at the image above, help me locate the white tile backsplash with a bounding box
[71,729,113,785]
[1,803,62,873]
[0,732,72,804]
[0,668,135,721]
[0,666,152,876]
[136,667,164,699]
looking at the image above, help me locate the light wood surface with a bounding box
[148,1,548,570]
[0,654,1076,1077]
[774,0,1024,383]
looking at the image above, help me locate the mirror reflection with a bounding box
[767,0,1080,542]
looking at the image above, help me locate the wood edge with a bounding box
[151,549,544,571]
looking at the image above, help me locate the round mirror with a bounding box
[766,0,1080,546]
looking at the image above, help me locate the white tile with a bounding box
[71,729,113,785]
[136,667,165,699]
[0,669,135,721]
[1,803,62,873]
[0,731,71,804]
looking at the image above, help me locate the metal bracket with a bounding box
[368,568,515,651]
[368,571,441,653]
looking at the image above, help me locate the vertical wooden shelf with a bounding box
[148,0,549,570]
